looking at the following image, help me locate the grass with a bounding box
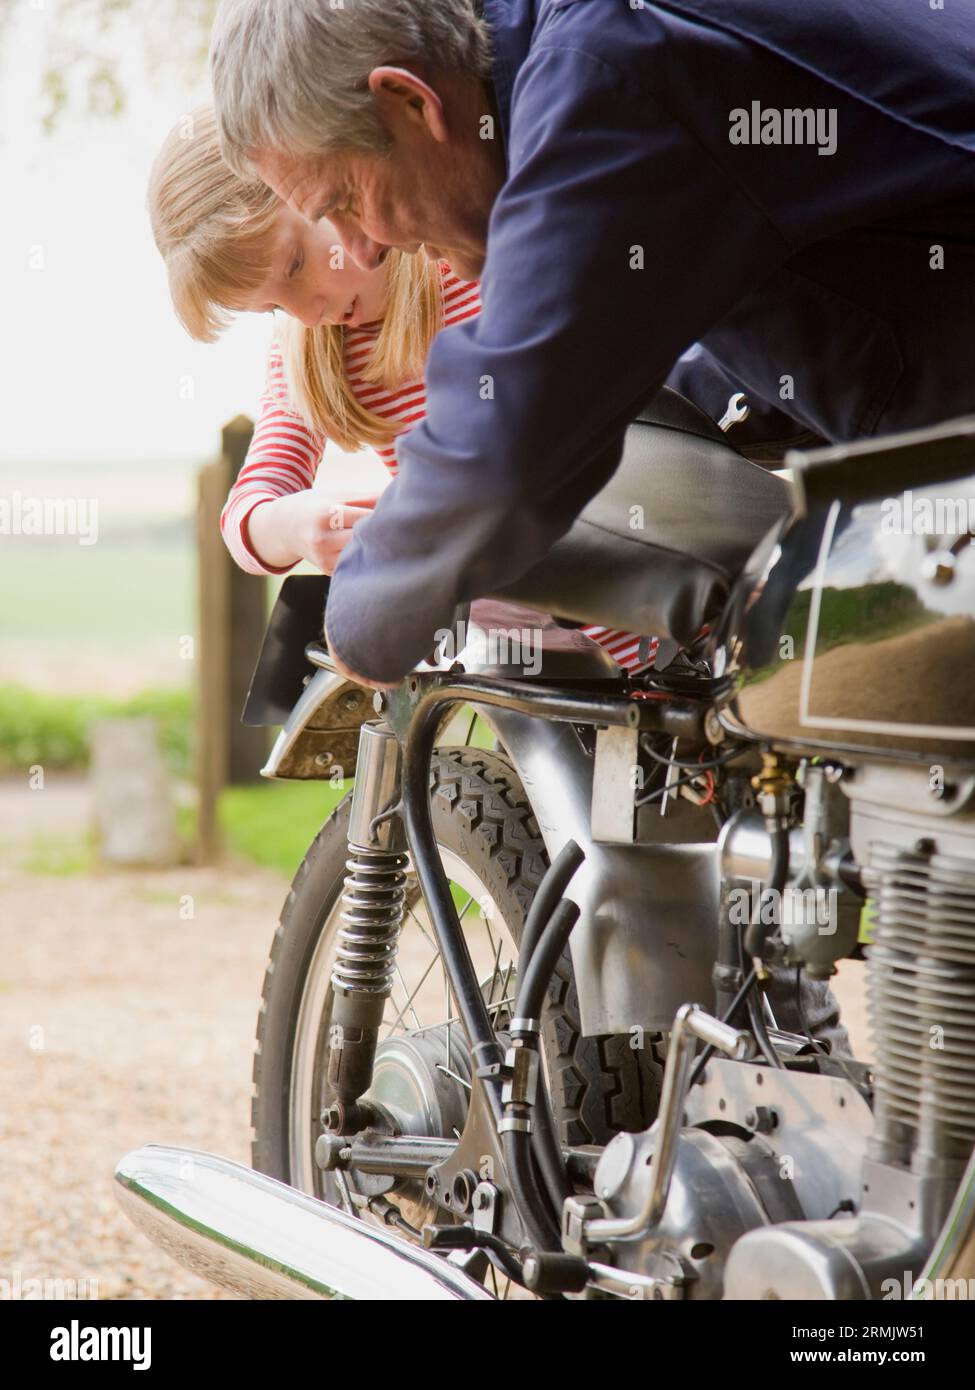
[0,532,194,643]
[218,779,350,877]
[2,692,494,880]
[21,829,96,877]
[745,580,935,687]
[0,684,193,775]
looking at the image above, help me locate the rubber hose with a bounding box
[517,840,584,983]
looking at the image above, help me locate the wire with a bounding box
[795,964,865,1094]
[688,966,758,1089]
[634,766,712,808]
[639,734,745,774]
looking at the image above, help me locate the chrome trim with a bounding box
[114,1145,492,1301]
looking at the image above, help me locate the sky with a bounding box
[0,3,289,468]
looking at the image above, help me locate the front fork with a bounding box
[323,721,408,1135]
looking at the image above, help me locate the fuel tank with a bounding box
[716,416,975,764]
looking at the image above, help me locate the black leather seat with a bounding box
[493,387,793,643]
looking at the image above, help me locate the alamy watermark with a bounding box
[0,492,98,544]
[880,490,975,535]
[729,102,837,156]
[883,1272,975,1301]
[433,619,542,677]
[50,1319,151,1370]
[727,884,839,935]
[1,1267,99,1299]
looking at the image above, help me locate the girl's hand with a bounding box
[246,491,378,574]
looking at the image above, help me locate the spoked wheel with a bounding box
[251,747,659,1294]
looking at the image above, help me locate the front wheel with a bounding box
[251,748,659,1218]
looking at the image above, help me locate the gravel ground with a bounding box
[0,774,870,1301]
[0,776,286,1300]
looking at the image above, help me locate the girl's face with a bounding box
[236,205,389,329]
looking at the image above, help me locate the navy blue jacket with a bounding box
[326,0,975,683]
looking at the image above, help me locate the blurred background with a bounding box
[0,0,388,1299]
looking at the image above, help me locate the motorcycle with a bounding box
[115,389,975,1301]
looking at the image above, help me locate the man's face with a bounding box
[254,141,493,283]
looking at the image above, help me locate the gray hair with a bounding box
[210,0,493,175]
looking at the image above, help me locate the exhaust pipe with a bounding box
[114,1145,492,1301]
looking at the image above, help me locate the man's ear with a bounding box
[367,66,449,142]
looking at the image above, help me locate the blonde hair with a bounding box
[148,104,443,451]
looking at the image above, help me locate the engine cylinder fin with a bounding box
[864,842,975,1167]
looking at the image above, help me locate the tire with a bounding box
[252,747,660,1187]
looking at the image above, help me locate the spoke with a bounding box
[495,960,515,1018]
[411,1014,461,1035]
[403,901,439,956]
[486,994,516,1020]
[391,960,424,1032]
[385,953,440,1035]
[489,1264,499,1298]
[435,1063,472,1093]
[445,966,452,1076]
[482,911,500,966]
[484,928,504,1010]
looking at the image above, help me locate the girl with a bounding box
[148,105,655,674]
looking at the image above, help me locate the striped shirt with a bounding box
[221,265,656,673]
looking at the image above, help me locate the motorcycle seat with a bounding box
[492,387,794,644]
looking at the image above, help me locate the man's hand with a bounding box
[324,615,399,691]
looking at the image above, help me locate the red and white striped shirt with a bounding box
[221,265,656,673]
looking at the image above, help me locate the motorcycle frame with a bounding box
[266,642,725,1041]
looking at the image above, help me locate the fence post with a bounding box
[195,416,268,862]
[221,416,270,786]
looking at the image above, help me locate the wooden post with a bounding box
[221,416,270,786]
[196,456,231,863]
[195,416,269,862]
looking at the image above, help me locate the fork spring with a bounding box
[331,845,410,996]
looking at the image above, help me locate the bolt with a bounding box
[322,1104,344,1133]
[744,1106,778,1134]
[314,751,333,767]
[342,691,361,711]
[314,1133,347,1171]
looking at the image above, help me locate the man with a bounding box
[210,0,974,689]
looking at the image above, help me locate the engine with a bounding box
[579,759,975,1300]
